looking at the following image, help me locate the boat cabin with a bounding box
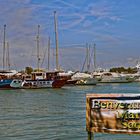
[46,71,60,80]
[30,71,61,80]
[23,71,68,81]
[31,72,46,80]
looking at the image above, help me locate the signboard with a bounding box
[86,94,140,134]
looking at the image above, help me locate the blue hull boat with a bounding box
[0,79,23,89]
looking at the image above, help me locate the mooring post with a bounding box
[88,132,94,140]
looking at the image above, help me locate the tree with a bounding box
[25,67,33,74]
[109,67,137,74]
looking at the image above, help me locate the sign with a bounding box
[86,94,140,134]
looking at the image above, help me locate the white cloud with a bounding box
[55,0,79,9]
[59,13,85,29]
[0,0,138,69]
[82,20,93,28]
[85,1,122,22]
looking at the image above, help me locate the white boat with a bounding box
[0,70,19,77]
[93,72,134,83]
[72,72,98,85]
[132,62,140,82]
[133,74,140,82]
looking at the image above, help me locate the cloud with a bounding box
[82,20,93,28]
[55,0,79,9]
[55,0,122,32]
[59,13,85,29]
[0,0,139,69]
[84,1,122,22]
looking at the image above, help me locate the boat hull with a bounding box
[65,79,78,85]
[22,79,67,89]
[0,79,23,89]
[76,78,98,85]
[100,78,133,83]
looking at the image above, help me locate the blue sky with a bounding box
[0,0,140,70]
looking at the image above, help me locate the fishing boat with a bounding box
[22,71,67,88]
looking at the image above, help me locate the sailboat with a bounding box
[72,44,98,85]
[0,25,23,89]
[22,22,68,89]
[71,72,98,85]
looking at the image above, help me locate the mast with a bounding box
[81,43,89,72]
[88,45,91,72]
[86,44,88,71]
[6,42,10,71]
[86,44,89,72]
[86,43,91,72]
[36,25,40,71]
[94,43,96,71]
[3,24,6,71]
[54,11,59,70]
[48,36,50,71]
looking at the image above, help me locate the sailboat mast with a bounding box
[54,11,59,70]
[86,44,89,71]
[48,36,50,71]
[3,24,6,71]
[86,43,91,72]
[94,43,96,71]
[6,42,10,71]
[36,25,40,71]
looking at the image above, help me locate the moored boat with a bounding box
[72,72,98,85]
[58,71,78,85]
[0,78,23,89]
[0,70,23,89]
[93,72,134,83]
[22,71,68,88]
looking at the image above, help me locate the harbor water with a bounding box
[0,83,140,139]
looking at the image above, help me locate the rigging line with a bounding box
[81,43,88,72]
[81,55,87,72]
[40,38,49,68]
[89,46,94,70]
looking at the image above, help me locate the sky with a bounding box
[0,0,140,71]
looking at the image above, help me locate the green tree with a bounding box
[110,67,137,74]
[25,67,33,74]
